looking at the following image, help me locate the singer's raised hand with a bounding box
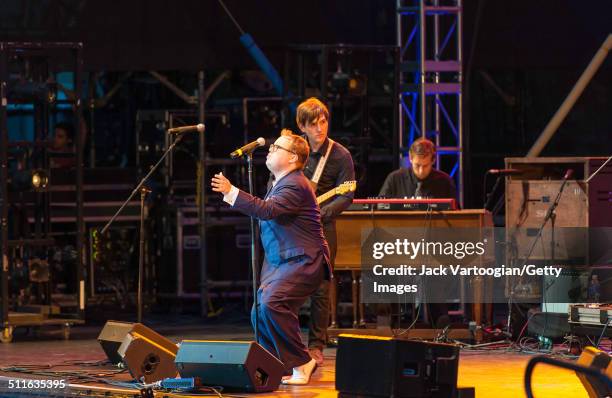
[211,172,232,195]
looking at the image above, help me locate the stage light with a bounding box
[348,75,367,96]
[28,258,50,283]
[31,169,49,191]
[46,82,57,104]
[8,169,48,192]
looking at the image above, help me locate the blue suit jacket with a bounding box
[232,169,331,285]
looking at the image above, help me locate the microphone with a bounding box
[563,169,574,180]
[488,168,523,175]
[230,137,266,159]
[167,124,205,134]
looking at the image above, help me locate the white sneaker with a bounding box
[281,358,317,385]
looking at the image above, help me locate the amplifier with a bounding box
[569,304,612,327]
[505,157,612,263]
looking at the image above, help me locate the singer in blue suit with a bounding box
[211,129,331,385]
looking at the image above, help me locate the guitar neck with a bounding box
[316,189,336,205]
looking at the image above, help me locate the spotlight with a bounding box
[31,169,49,191]
[348,75,367,96]
[28,258,50,283]
[46,82,57,104]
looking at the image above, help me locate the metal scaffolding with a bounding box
[283,44,400,193]
[0,42,84,342]
[397,0,464,205]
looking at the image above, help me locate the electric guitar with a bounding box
[316,180,357,205]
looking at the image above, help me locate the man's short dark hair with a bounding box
[409,137,435,159]
[296,97,330,128]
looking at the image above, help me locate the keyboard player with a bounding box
[378,137,457,328]
[379,137,456,200]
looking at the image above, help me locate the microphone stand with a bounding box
[101,132,186,324]
[507,171,572,337]
[484,170,510,217]
[586,154,612,184]
[521,172,571,270]
[246,153,260,342]
[484,174,503,211]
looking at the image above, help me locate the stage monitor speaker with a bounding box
[175,340,284,393]
[336,334,460,398]
[97,321,136,365]
[118,329,178,383]
[576,346,612,398]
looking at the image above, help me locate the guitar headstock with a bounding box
[335,180,357,195]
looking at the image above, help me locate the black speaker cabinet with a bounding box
[97,321,136,365]
[118,328,179,383]
[98,320,178,383]
[336,334,460,398]
[175,340,284,393]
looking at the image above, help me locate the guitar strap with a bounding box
[310,138,335,188]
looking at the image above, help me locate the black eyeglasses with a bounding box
[269,143,296,154]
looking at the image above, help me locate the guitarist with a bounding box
[296,98,355,366]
